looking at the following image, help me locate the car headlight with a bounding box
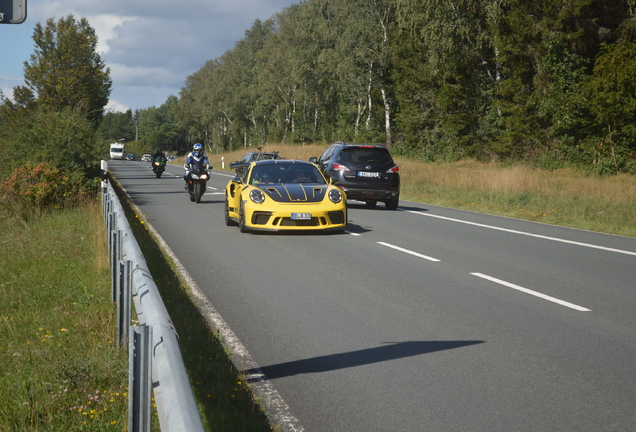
[328,188,343,203]
[250,189,265,204]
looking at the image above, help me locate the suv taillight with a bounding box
[333,163,350,172]
[386,165,399,173]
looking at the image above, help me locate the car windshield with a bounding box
[340,148,392,164]
[250,164,325,185]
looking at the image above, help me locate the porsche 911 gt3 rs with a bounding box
[225,159,347,233]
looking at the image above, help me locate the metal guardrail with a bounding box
[101,160,205,432]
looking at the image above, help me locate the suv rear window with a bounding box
[340,148,392,164]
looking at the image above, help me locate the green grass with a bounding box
[0,201,129,431]
[0,195,274,431]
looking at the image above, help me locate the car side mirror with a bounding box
[309,157,317,163]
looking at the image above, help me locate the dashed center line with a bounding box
[377,242,440,262]
[471,272,591,311]
[407,210,636,257]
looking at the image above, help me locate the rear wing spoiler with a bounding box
[230,162,250,170]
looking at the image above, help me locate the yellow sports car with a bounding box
[225,159,347,233]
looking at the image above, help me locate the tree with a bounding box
[586,40,636,172]
[22,15,111,127]
[97,110,135,143]
[137,96,183,151]
[0,106,99,180]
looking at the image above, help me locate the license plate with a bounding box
[291,213,311,220]
[358,171,380,178]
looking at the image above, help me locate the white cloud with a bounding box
[105,99,130,113]
[85,14,136,55]
[1,0,299,111]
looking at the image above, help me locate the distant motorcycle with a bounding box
[152,156,167,178]
[186,159,211,203]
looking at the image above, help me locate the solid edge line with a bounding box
[118,180,305,432]
[471,272,591,312]
[377,241,440,262]
[407,211,636,257]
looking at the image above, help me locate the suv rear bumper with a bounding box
[339,185,399,201]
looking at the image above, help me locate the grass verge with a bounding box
[0,200,129,431]
[0,192,273,431]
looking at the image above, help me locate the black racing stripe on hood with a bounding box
[260,184,327,203]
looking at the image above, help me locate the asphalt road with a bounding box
[109,159,636,432]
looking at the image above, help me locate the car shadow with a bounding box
[246,221,369,236]
[245,340,484,381]
[347,202,431,213]
[397,204,430,212]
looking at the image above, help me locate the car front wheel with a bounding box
[238,203,249,233]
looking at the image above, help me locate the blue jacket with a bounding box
[184,151,210,172]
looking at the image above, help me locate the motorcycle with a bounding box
[152,156,167,178]
[186,159,211,203]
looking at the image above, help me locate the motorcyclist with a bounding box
[152,147,166,163]
[183,143,211,188]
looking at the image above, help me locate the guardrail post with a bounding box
[111,230,122,302]
[129,325,152,432]
[104,192,112,224]
[118,260,133,347]
[107,211,115,256]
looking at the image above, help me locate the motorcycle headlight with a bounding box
[250,189,265,204]
[200,174,208,180]
[190,173,199,179]
[328,188,343,203]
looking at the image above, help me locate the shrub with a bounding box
[0,162,77,220]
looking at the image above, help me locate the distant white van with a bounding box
[110,143,125,159]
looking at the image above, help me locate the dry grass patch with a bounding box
[398,158,636,236]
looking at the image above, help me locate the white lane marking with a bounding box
[377,242,440,262]
[214,172,235,178]
[471,272,591,311]
[345,230,361,236]
[407,211,636,257]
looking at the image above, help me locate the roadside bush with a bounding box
[0,162,77,220]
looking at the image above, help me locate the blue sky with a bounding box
[1,0,298,112]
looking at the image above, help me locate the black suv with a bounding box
[310,142,400,210]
